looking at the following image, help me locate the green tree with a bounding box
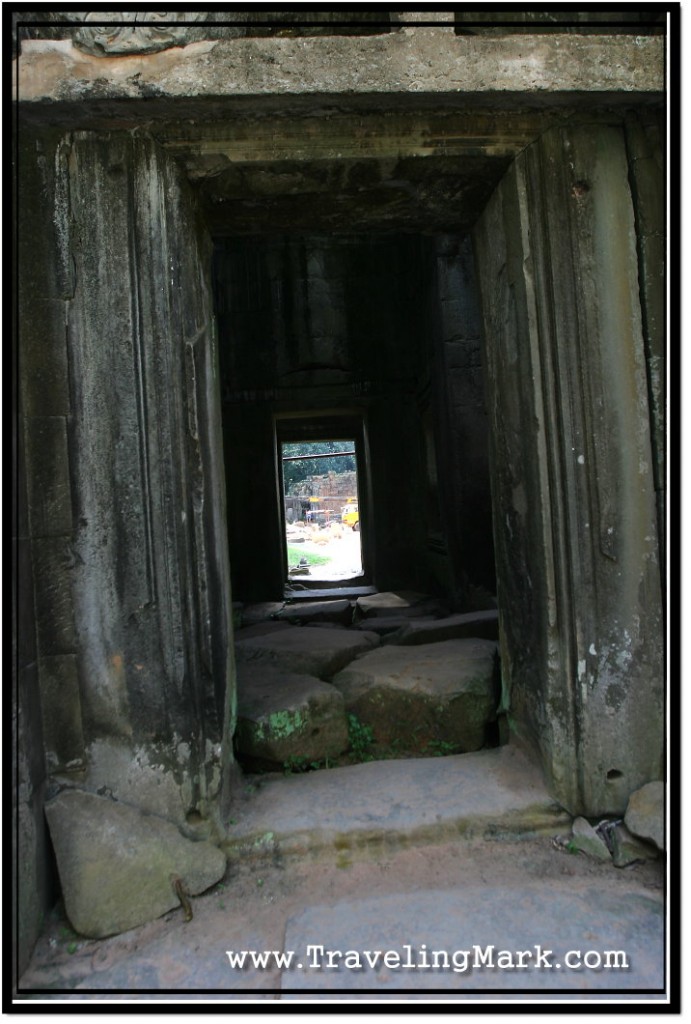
[282,441,356,493]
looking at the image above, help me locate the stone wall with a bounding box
[474,123,664,816]
[430,236,496,599]
[15,125,73,977]
[17,130,237,845]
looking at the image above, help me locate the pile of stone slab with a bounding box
[233,591,501,766]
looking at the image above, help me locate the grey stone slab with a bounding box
[625,782,664,851]
[45,790,226,939]
[570,817,612,862]
[276,599,353,627]
[281,885,663,992]
[384,610,499,646]
[241,602,286,626]
[235,626,379,680]
[353,616,436,636]
[611,823,659,868]
[332,639,498,752]
[235,621,294,640]
[235,664,348,765]
[355,591,443,619]
[223,746,571,859]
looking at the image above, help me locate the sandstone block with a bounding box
[275,599,353,627]
[625,781,664,851]
[241,602,286,626]
[355,591,445,620]
[352,616,436,636]
[44,789,226,938]
[570,816,612,862]
[235,665,349,765]
[332,638,498,753]
[235,621,294,640]
[610,823,659,867]
[384,610,499,646]
[235,626,379,680]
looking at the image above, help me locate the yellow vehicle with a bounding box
[341,501,360,531]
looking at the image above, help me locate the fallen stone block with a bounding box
[625,781,664,851]
[610,822,659,867]
[383,610,499,646]
[275,599,353,627]
[235,625,379,679]
[332,638,498,753]
[569,816,612,862]
[44,789,226,939]
[235,665,349,765]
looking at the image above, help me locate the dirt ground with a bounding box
[18,830,664,998]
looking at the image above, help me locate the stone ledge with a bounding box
[222,745,571,861]
[15,33,663,105]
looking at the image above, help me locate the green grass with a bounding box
[287,545,332,567]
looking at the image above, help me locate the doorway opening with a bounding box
[276,413,372,589]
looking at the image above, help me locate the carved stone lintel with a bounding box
[73,12,211,56]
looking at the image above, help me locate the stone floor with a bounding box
[14,595,669,1007]
[233,594,502,767]
[15,745,667,1007]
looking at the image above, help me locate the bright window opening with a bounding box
[281,439,363,582]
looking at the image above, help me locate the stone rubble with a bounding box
[44,789,226,939]
[569,816,612,862]
[624,781,665,851]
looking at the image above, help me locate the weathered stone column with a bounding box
[56,132,235,826]
[473,123,664,816]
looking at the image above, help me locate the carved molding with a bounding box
[73,12,211,56]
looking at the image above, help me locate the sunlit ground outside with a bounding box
[286,519,363,582]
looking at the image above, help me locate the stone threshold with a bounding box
[222,744,571,862]
[283,585,377,600]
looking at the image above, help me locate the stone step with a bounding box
[331,638,499,754]
[235,625,379,679]
[222,745,571,862]
[275,599,354,627]
[235,664,349,767]
[383,609,499,646]
[355,590,447,620]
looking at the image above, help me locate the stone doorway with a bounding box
[204,116,663,816]
[211,224,501,777]
[14,18,667,982]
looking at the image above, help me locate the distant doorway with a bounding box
[276,415,371,588]
[281,438,363,583]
